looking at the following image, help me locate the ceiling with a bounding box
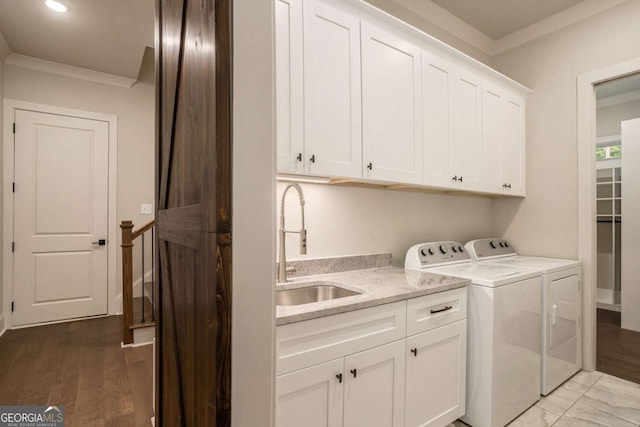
[430,0,585,39]
[0,0,154,79]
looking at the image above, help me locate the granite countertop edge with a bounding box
[276,266,470,326]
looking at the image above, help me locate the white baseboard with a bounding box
[0,314,5,338]
[597,302,621,312]
[133,325,155,346]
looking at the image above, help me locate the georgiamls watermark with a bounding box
[0,406,64,427]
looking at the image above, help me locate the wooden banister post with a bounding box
[121,220,135,345]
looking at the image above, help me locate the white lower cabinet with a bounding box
[276,288,467,427]
[344,340,405,427]
[405,320,467,427]
[276,358,344,427]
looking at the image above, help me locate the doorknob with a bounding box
[92,239,107,246]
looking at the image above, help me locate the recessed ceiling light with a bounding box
[44,0,70,13]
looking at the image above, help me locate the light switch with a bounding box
[141,203,153,215]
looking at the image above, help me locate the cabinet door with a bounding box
[481,84,505,194]
[422,51,455,188]
[502,94,526,196]
[304,0,362,178]
[405,320,466,427]
[276,358,344,427]
[362,23,423,184]
[343,340,405,427]
[451,71,482,190]
[275,0,304,173]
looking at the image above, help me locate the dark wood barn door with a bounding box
[155,0,232,425]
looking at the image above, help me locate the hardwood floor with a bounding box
[0,315,154,426]
[597,308,640,384]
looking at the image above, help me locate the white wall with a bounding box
[278,183,493,266]
[3,64,155,302]
[232,0,275,425]
[597,99,640,138]
[491,0,640,259]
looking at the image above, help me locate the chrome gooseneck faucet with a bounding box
[278,182,307,283]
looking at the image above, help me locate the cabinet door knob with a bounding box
[296,153,302,162]
[411,348,418,356]
[310,154,316,163]
[507,183,511,189]
[336,373,343,383]
[452,175,458,181]
[350,369,357,378]
[459,176,463,182]
[366,163,373,170]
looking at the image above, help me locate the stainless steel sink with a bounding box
[276,281,361,306]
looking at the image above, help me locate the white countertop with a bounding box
[276,266,469,325]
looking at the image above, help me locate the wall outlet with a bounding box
[141,203,153,215]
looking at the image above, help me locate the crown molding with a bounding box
[597,89,640,109]
[493,0,628,55]
[4,54,136,88]
[391,0,629,57]
[0,31,10,61]
[391,0,495,55]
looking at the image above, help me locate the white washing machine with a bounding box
[465,238,582,396]
[406,242,541,427]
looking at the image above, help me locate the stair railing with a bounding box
[121,219,156,345]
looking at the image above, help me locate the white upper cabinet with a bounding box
[482,84,505,194]
[361,23,423,185]
[451,71,483,191]
[304,0,362,177]
[502,95,526,195]
[275,0,304,173]
[422,51,454,188]
[481,84,526,195]
[274,0,530,195]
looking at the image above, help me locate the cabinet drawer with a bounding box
[277,301,406,375]
[407,287,467,336]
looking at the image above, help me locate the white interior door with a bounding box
[13,109,109,326]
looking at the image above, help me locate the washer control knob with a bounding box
[420,248,427,257]
[439,245,448,254]
[499,241,505,247]
[458,245,465,252]
[504,241,510,248]
[428,247,435,255]
[452,246,458,253]
[489,241,498,249]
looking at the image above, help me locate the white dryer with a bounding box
[465,238,582,396]
[406,242,541,427]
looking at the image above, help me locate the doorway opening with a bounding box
[592,73,640,383]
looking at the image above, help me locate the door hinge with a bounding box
[11,242,14,253]
[11,301,14,312]
[12,182,15,193]
[578,280,581,291]
[12,123,15,134]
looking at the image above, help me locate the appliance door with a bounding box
[463,277,541,427]
[544,272,581,395]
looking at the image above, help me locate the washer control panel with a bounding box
[405,241,470,269]
[464,238,516,260]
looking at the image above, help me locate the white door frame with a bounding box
[577,58,640,371]
[2,99,118,329]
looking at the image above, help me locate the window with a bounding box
[596,144,621,160]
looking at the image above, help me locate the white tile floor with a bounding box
[449,371,640,426]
